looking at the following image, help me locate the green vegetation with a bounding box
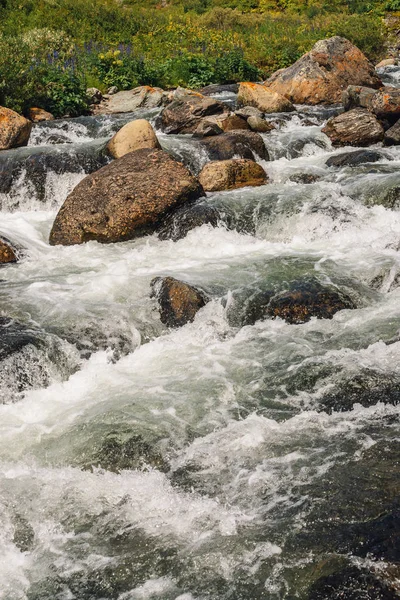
[0,0,390,117]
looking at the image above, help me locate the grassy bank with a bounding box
[0,0,390,117]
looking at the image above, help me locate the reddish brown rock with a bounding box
[27,108,54,122]
[157,94,225,134]
[322,108,384,147]
[0,238,17,264]
[150,276,209,327]
[238,82,295,113]
[265,37,381,105]
[199,159,267,192]
[0,107,32,150]
[49,149,204,246]
[371,87,400,117]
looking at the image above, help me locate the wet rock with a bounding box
[0,107,32,150]
[0,237,18,263]
[225,288,274,327]
[201,130,268,161]
[200,83,239,95]
[265,36,381,105]
[342,84,377,111]
[308,566,399,600]
[86,87,102,105]
[49,148,204,246]
[238,82,295,113]
[192,120,223,138]
[289,173,321,184]
[94,86,166,114]
[371,86,400,118]
[247,115,275,133]
[385,119,400,145]
[27,107,54,122]
[12,514,35,552]
[326,149,384,167]
[235,106,264,120]
[266,279,355,324]
[203,113,249,132]
[157,94,225,134]
[322,108,384,146]
[199,159,267,192]
[150,276,209,327]
[106,119,160,159]
[158,202,221,241]
[320,369,400,413]
[0,317,43,361]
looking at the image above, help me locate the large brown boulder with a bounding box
[157,95,225,134]
[107,119,160,159]
[322,108,384,146]
[150,276,209,327]
[0,238,17,264]
[238,82,295,113]
[199,159,267,192]
[201,130,268,161]
[49,149,204,246]
[94,86,166,115]
[265,37,382,105]
[0,107,32,150]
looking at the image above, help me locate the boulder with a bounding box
[237,82,295,113]
[376,58,396,68]
[200,83,239,96]
[235,106,264,120]
[205,113,249,132]
[247,115,275,133]
[27,107,54,122]
[94,86,166,114]
[326,149,384,167]
[265,36,381,105]
[0,107,32,150]
[157,94,225,134]
[371,87,400,117]
[150,276,209,327]
[266,279,355,324]
[192,120,223,138]
[158,203,220,241]
[107,119,160,159]
[342,85,376,111]
[49,149,204,246]
[322,108,384,146]
[0,238,17,263]
[308,566,399,600]
[385,119,400,145]
[201,130,268,161]
[199,159,267,192]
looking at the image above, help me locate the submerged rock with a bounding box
[0,107,32,150]
[308,566,399,600]
[49,149,204,246]
[157,94,225,134]
[237,82,295,113]
[265,36,381,105]
[289,173,321,184]
[0,237,18,263]
[150,276,209,328]
[157,202,221,241]
[199,159,267,192]
[322,108,384,146]
[266,279,355,324]
[326,149,384,167]
[106,119,160,159]
[201,130,268,161]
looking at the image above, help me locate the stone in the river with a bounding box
[326,149,384,167]
[235,106,264,120]
[237,82,295,113]
[200,83,239,95]
[342,84,377,111]
[385,118,400,145]
[49,149,204,246]
[371,86,400,117]
[266,279,355,324]
[192,119,223,138]
[289,173,320,184]
[201,130,268,161]
[27,107,54,122]
[247,115,275,133]
[308,566,399,600]
[158,203,221,241]
[150,276,209,327]
[157,94,225,134]
[203,113,250,132]
[94,85,166,114]
[0,107,32,150]
[0,238,17,263]
[107,119,160,159]
[265,36,381,105]
[322,108,384,146]
[199,159,267,192]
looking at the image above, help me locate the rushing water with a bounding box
[0,83,399,600]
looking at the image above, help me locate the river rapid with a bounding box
[0,75,399,599]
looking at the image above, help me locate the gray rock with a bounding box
[322,108,384,146]
[201,130,268,161]
[326,149,385,167]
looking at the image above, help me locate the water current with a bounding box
[0,76,399,599]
